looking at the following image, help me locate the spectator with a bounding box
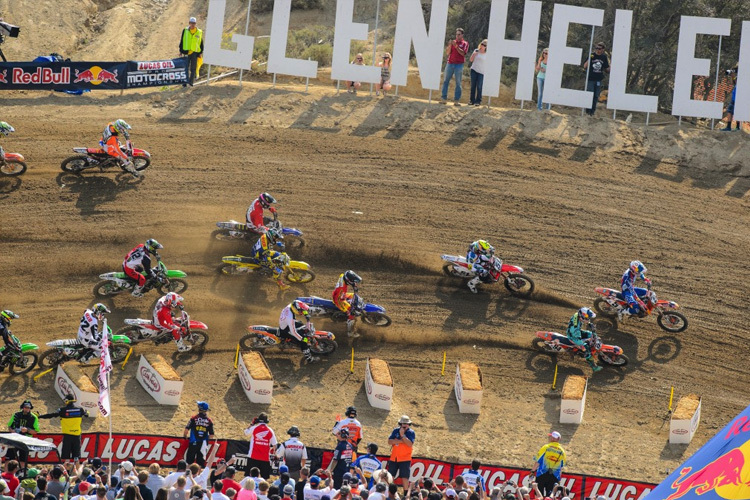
[240,470,262,493]
[722,65,741,131]
[441,28,470,106]
[179,16,204,86]
[386,416,415,493]
[302,476,322,500]
[244,413,277,479]
[294,469,309,500]
[582,42,610,116]
[116,462,137,485]
[278,427,308,481]
[237,481,257,500]
[147,465,166,499]
[327,429,355,489]
[370,472,392,492]
[535,48,550,111]
[20,468,40,494]
[350,443,382,489]
[165,463,189,490]
[368,484,386,500]
[0,480,13,500]
[258,482,270,500]
[332,407,363,452]
[184,402,215,467]
[96,486,110,500]
[220,467,241,496]
[348,54,365,94]
[226,490,237,500]
[138,473,154,500]
[7,400,39,469]
[71,482,92,500]
[376,54,392,97]
[283,485,295,500]
[460,461,486,496]
[39,394,89,461]
[46,466,69,499]
[469,40,487,106]
[444,490,456,500]
[34,478,56,500]
[386,485,399,500]
[156,488,169,500]
[531,431,565,497]
[452,477,467,496]
[1,461,19,498]
[170,477,189,500]
[272,470,295,492]
[122,485,143,500]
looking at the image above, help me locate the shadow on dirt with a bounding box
[56,172,143,216]
[443,389,479,431]
[351,98,443,140]
[122,374,179,421]
[0,176,22,197]
[305,243,438,276]
[0,373,31,400]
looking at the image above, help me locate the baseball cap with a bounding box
[375,483,387,493]
[27,468,40,479]
[458,492,469,500]
[0,480,9,494]
[279,465,289,474]
[548,431,561,439]
[342,472,352,481]
[189,17,197,23]
[79,482,92,494]
[309,476,321,486]
[284,485,294,495]
[121,461,133,472]
[445,489,457,498]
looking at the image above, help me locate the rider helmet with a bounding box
[291,300,310,318]
[165,292,184,309]
[476,240,491,255]
[345,406,357,418]
[0,121,15,136]
[343,271,362,291]
[578,307,596,322]
[92,303,111,319]
[113,119,131,135]
[287,426,301,437]
[197,401,210,412]
[258,192,277,209]
[0,310,19,326]
[265,228,283,244]
[145,239,163,254]
[630,260,647,276]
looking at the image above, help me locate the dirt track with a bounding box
[1,83,749,484]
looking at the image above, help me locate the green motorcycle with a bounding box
[39,329,131,369]
[0,335,39,375]
[93,261,188,298]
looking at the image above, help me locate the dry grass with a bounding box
[673,393,701,420]
[368,358,393,386]
[562,375,587,400]
[458,362,482,391]
[144,354,182,381]
[242,351,273,380]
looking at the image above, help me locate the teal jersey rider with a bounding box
[566,307,601,372]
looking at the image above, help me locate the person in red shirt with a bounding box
[243,413,277,479]
[1,460,20,498]
[220,466,242,495]
[441,28,470,106]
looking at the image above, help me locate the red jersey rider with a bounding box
[332,270,362,338]
[102,119,138,177]
[153,292,190,352]
[246,192,277,233]
[123,239,163,297]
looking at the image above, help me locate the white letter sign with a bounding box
[267,0,318,78]
[331,0,380,84]
[203,0,254,70]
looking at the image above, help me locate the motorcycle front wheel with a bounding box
[240,334,274,351]
[598,352,629,366]
[504,273,535,298]
[362,312,392,327]
[39,350,65,369]
[184,331,209,351]
[0,160,27,176]
[531,338,559,354]
[61,155,90,173]
[593,297,618,318]
[283,235,305,250]
[109,344,130,363]
[657,311,688,333]
[94,280,126,298]
[310,338,337,355]
[211,229,249,242]
[286,269,315,284]
[158,280,188,294]
[126,157,150,172]
[442,263,468,278]
[10,352,38,374]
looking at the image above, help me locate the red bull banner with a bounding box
[645,403,750,500]
[0,57,188,90]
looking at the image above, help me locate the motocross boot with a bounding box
[132,284,144,297]
[276,279,290,291]
[467,277,481,293]
[347,319,360,338]
[175,338,192,352]
[122,160,140,178]
[303,348,320,364]
[585,355,602,373]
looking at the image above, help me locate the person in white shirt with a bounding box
[302,476,324,500]
[164,462,189,490]
[469,39,487,106]
[146,464,166,498]
[210,481,230,500]
[368,483,387,500]
[277,427,309,481]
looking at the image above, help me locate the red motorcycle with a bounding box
[60,140,151,174]
[593,284,688,333]
[440,254,535,297]
[532,330,628,366]
[0,149,27,176]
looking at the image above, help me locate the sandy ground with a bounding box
[0,81,749,487]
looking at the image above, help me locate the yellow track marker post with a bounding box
[551,363,559,390]
[441,351,446,376]
[234,344,240,369]
[33,367,54,382]
[668,386,674,412]
[120,347,133,370]
[350,348,354,373]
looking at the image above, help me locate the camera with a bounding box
[0,21,19,38]
[726,69,736,75]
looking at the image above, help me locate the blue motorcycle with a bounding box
[296,295,392,327]
[212,213,305,250]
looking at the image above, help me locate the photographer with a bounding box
[722,65,741,132]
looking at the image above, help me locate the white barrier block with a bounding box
[365,358,393,411]
[455,362,483,414]
[560,375,587,424]
[55,365,99,415]
[238,351,274,404]
[670,395,702,444]
[137,354,184,406]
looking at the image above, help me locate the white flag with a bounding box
[98,318,113,417]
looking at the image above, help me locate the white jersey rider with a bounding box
[77,303,111,363]
[279,301,319,364]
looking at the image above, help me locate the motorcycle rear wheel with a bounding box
[115,326,143,344]
[531,337,558,354]
[158,279,188,294]
[109,344,130,363]
[94,280,126,298]
[10,352,38,374]
[0,160,27,176]
[593,297,618,318]
[362,312,392,327]
[504,273,535,297]
[39,349,65,369]
[310,338,337,355]
[286,269,315,284]
[657,311,688,333]
[598,352,629,366]
[240,334,274,351]
[442,263,467,278]
[61,155,90,173]
[184,331,209,351]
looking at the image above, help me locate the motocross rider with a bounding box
[566,307,601,373]
[251,228,289,291]
[466,240,497,293]
[0,121,16,159]
[332,270,362,338]
[123,238,164,297]
[246,192,278,233]
[102,119,139,177]
[279,300,319,364]
[77,303,111,363]
[0,309,20,372]
[153,292,191,352]
[620,260,651,320]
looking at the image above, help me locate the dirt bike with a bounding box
[532,330,629,366]
[240,323,337,353]
[441,254,535,297]
[217,253,315,284]
[115,310,209,351]
[0,335,39,375]
[0,148,27,176]
[212,212,305,250]
[93,261,188,298]
[593,283,688,333]
[60,140,151,174]
[296,294,392,327]
[39,331,131,369]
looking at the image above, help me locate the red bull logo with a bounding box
[666,447,750,500]
[73,66,119,85]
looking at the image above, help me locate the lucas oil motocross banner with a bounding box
[0,57,188,90]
